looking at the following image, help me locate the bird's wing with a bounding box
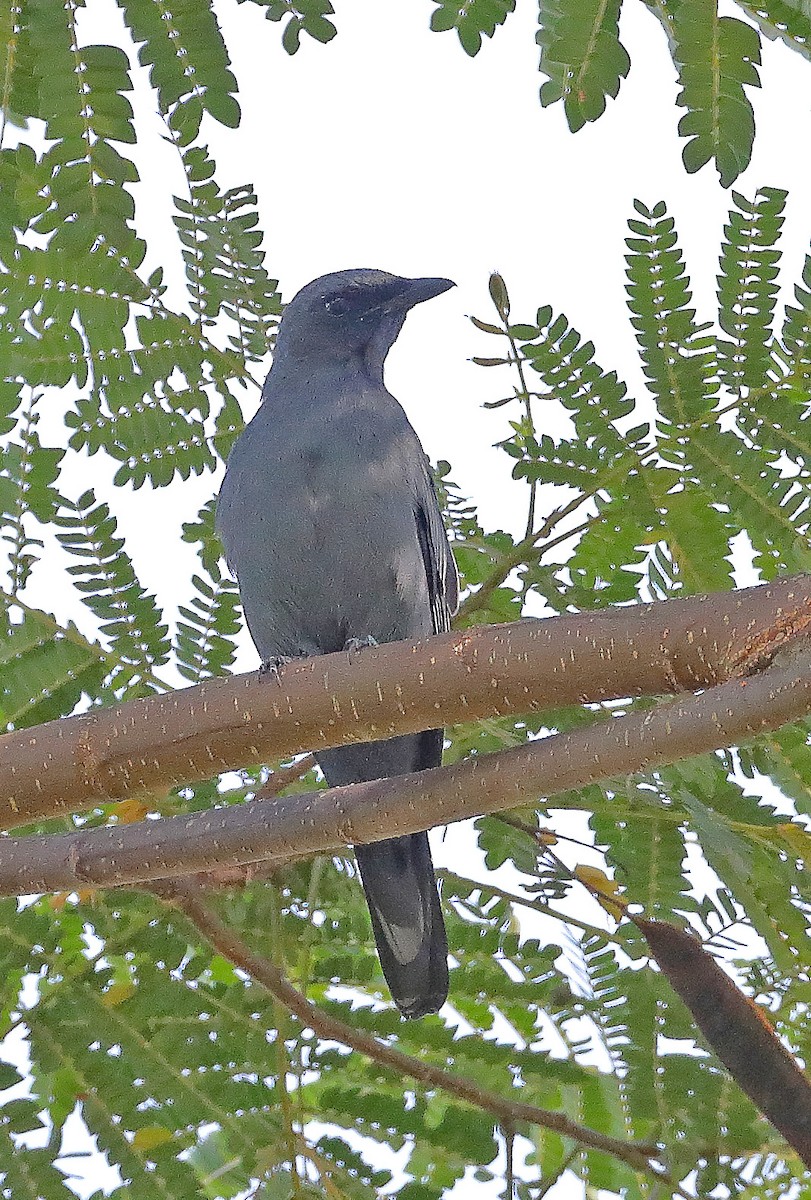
[414,465,459,637]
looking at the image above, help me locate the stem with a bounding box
[269,884,305,1193]
[438,868,612,942]
[457,495,598,622]
[167,883,667,1180]
[504,326,537,540]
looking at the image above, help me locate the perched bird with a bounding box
[216,269,458,1018]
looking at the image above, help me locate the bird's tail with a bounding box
[317,729,449,1017]
[354,832,448,1019]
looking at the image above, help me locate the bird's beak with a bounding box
[363,276,455,373]
[394,276,456,310]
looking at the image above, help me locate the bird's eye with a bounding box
[325,295,349,316]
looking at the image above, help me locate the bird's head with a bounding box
[273,268,455,377]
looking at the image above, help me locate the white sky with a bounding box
[10,1,811,1197]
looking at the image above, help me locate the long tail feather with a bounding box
[317,729,448,1017]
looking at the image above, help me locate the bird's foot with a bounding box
[259,655,295,687]
[343,635,378,663]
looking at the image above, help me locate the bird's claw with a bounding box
[343,635,378,663]
[259,655,293,687]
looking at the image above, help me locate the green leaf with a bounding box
[121,0,241,133]
[673,1,761,187]
[0,612,107,726]
[736,0,811,64]
[537,0,630,132]
[253,0,338,53]
[625,200,718,443]
[173,147,282,355]
[53,490,171,683]
[430,0,515,56]
[717,186,786,391]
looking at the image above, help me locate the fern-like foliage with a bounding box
[242,0,338,54]
[486,192,811,602]
[498,306,634,487]
[430,0,516,56]
[0,396,64,597]
[174,146,281,358]
[625,199,718,441]
[0,0,279,724]
[229,0,811,185]
[428,0,801,186]
[177,501,241,680]
[10,0,141,260]
[2,870,779,1200]
[54,490,171,689]
[717,186,785,392]
[673,0,761,187]
[537,0,630,131]
[738,0,811,62]
[175,570,241,681]
[453,190,811,1189]
[0,610,107,727]
[121,0,240,136]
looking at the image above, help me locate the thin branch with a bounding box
[502,310,538,540]
[254,754,316,801]
[2,576,810,830]
[438,869,612,942]
[534,1147,580,1198]
[167,882,665,1179]
[4,638,811,896]
[457,492,595,622]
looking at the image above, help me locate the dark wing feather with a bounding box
[414,467,459,637]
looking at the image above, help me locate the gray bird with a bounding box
[216,269,458,1018]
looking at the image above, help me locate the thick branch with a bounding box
[2,577,810,830]
[168,883,663,1176]
[3,639,811,896]
[636,917,811,1168]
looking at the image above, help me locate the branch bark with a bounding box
[1,576,810,830]
[635,917,811,1168]
[166,882,664,1178]
[2,637,811,897]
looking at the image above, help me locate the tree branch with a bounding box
[635,916,811,1169]
[2,637,811,896]
[456,491,596,621]
[165,881,665,1179]
[2,576,810,830]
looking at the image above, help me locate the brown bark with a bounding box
[1,576,810,831]
[636,917,811,1168]
[1,636,810,897]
